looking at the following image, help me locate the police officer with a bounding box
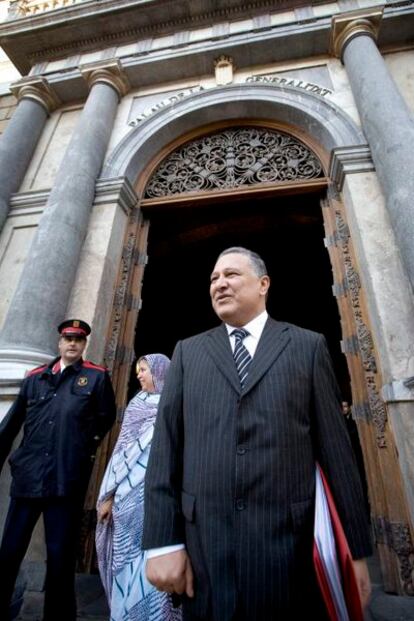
[0,319,116,621]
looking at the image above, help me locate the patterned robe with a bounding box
[96,354,181,621]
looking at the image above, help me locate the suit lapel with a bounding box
[205,324,241,394]
[243,317,291,396]
[204,318,291,396]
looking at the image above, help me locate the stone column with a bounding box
[0,60,129,365]
[331,7,414,292]
[0,77,59,232]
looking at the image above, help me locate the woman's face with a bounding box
[136,359,155,393]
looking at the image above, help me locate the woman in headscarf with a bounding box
[96,353,181,621]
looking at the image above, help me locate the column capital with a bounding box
[80,59,130,100]
[330,6,384,60]
[9,76,60,114]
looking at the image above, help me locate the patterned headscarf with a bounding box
[138,353,170,394]
[113,353,171,451]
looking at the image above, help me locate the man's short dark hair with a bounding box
[217,247,268,277]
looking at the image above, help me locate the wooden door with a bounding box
[322,186,414,595]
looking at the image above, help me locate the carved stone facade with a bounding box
[0,0,414,606]
[9,1,82,17]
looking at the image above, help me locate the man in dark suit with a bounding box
[0,319,116,621]
[143,247,372,621]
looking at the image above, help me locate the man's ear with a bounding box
[260,275,270,296]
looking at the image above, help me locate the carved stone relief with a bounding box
[144,127,323,198]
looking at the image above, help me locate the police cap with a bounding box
[58,319,91,339]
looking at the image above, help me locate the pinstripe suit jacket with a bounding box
[142,318,372,621]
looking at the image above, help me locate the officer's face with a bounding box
[58,336,87,365]
[210,253,270,327]
[136,359,155,393]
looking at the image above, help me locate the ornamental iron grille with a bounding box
[144,127,324,198]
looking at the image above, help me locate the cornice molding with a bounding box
[9,188,50,213]
[0,0,316,73]
[80,59,130,99]
[8,178,138,216]
[0,2,411,78]
[9,76,61,113]
[5,0,310,31]
[330,6,384,60]
[329,145,375,190]
[94,176,139,215]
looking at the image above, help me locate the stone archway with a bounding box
[96,84,414,593]
[102,83,366,183]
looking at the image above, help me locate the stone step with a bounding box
[14,571,109,620]
[12,559,414,621]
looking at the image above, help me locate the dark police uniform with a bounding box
[0,321,116,621]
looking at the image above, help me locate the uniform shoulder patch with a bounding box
[83,360,107,372]
[26,364,48,377]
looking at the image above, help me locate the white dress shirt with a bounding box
[226,310,268,357]
[146,310,268,560]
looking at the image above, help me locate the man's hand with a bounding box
[146,550,194,598]
[352,558,371,610]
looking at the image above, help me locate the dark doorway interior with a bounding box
[131,191,350,399]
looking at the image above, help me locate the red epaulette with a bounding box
[83,360,107,372]
[26,364,48,377]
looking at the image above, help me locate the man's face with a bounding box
[58,335,87,365]
[210,253,270,326]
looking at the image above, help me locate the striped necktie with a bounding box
[231,328,252,388]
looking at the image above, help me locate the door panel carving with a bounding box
[322,187,414,595]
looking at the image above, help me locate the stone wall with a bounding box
[0,93,16,134]
[0,201,40,329]
[19,105,82,191]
